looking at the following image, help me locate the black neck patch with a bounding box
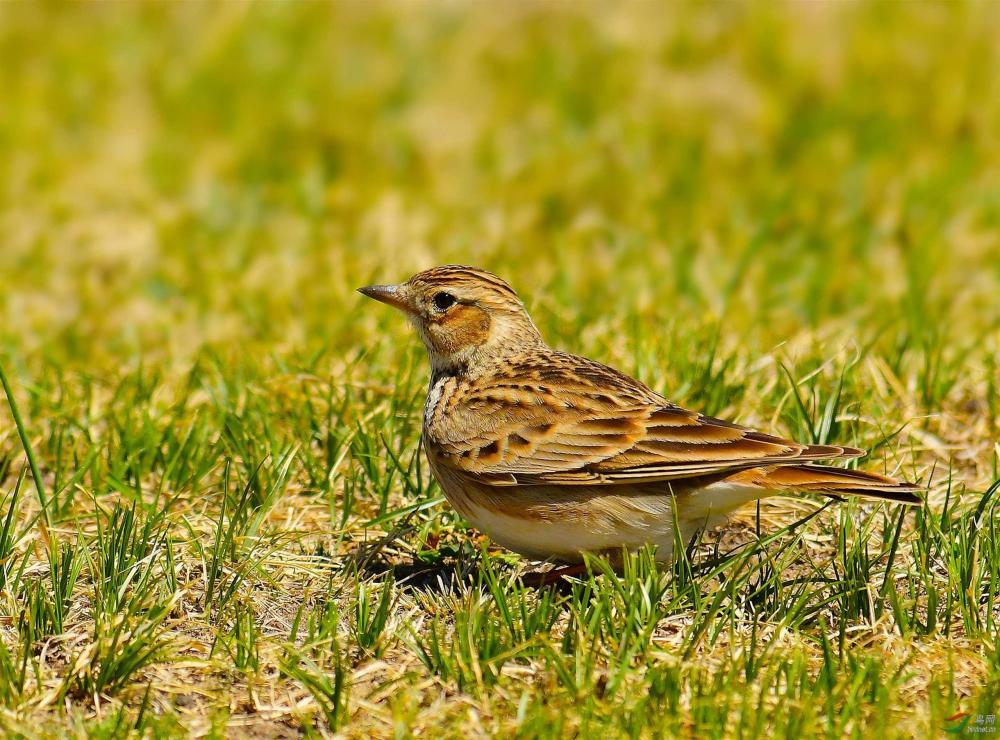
[431,363,467,386]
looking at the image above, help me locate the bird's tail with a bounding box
[730,464,922,505]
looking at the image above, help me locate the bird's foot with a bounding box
[520,563,588,588]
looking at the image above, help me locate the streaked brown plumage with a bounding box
[359,265,921,565]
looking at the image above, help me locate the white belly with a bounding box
[427,446,767,564]
[458,493,675,562]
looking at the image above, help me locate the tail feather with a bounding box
[729,464,923,505]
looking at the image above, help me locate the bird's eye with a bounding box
[432,292,457,311]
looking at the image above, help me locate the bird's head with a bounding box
[359,265,544,374]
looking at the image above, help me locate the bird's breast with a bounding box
[423,374,459,428]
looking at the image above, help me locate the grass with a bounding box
[1,2,999,737]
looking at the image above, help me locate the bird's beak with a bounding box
[357,283,414,314]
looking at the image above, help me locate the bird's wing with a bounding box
[427,353,862,486]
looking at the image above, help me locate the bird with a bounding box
[358,265,921,575]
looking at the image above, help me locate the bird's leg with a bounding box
[520,563,588,587]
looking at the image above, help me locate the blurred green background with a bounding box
[2,2,998,366]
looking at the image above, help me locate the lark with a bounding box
[359,265,920,572]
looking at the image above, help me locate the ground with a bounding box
[0,3,998,738]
